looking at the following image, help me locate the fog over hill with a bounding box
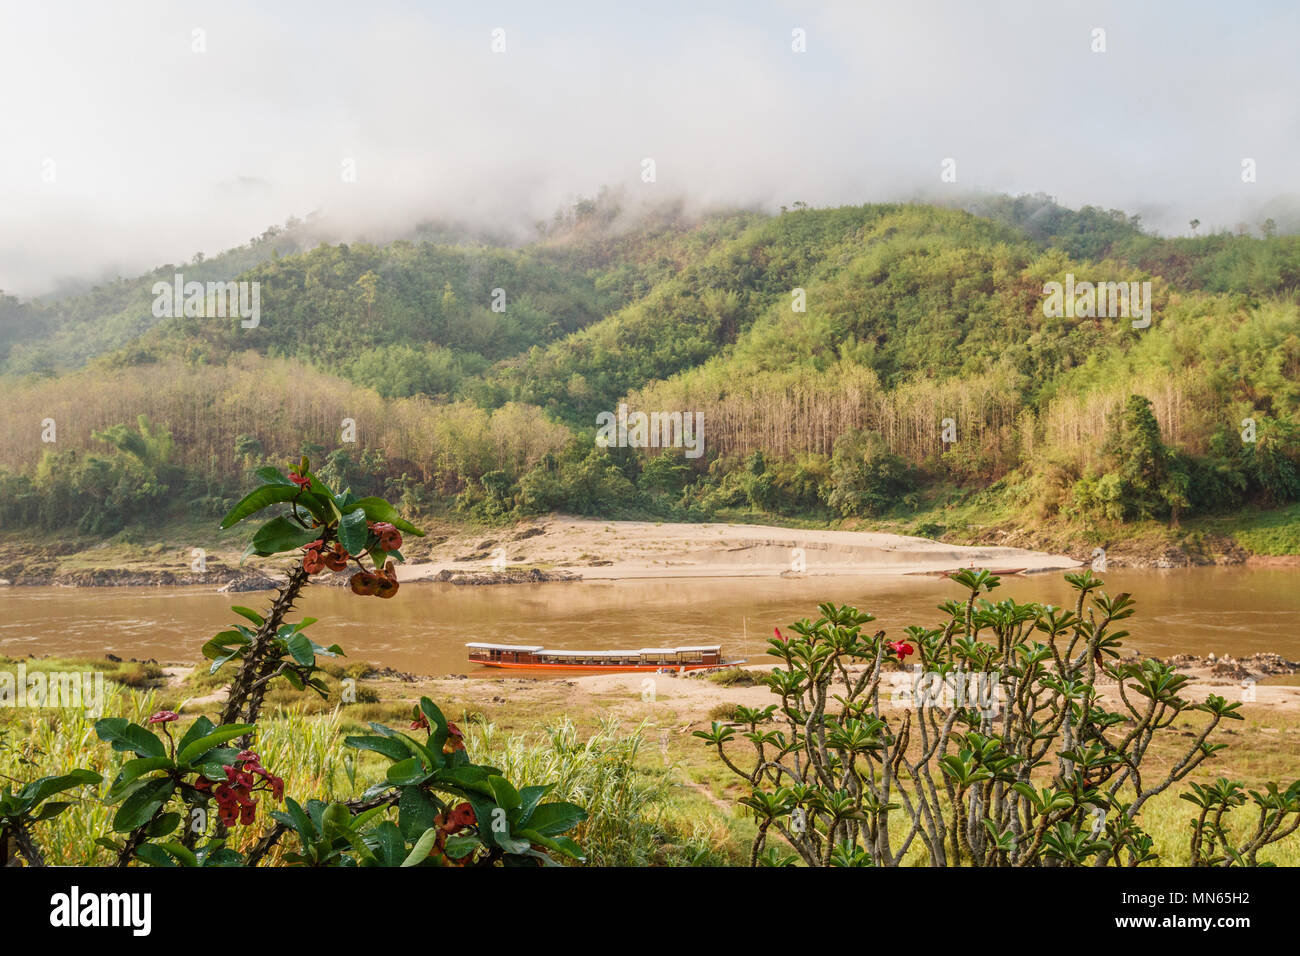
[2,0,1299,296]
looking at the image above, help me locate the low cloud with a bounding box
[2,0,1297,296]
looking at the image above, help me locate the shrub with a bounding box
[698,569,1300,867]
[1,459,587,868]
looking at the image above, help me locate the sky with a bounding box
[2,0,1297,296]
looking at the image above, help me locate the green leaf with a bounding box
[31,801,74,821]
[338,507,370,556]
[177,725,254,765]
[516,784,553,827]
[220,485,303,529]
[18,769,101,807]
[201,631,251,660]
[148,811,181,838]
[279,797,317,843]
[387,757,431,787]
[195,747,242,782]
[95,719,167,759]
[444,834,481,860]
[370,821,406,867]
[286,632,315,667]
[250,515,320,557]
[516,830,585,861]
[156,842,199,867]
[344,735,410,762]
[525,801,587,836]
[230,606,265,626]
[402,827,440,867]
[418,698,449,754]
[397,787,439,840]
[253,466,294,487]
[431,766,497,796]
[108,756,174,797]
[488,775,522,813]
[113,777,176,832]
[134,844,179,867]
[174,716,216,756]
[347,497,425,536]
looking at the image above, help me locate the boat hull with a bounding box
[473,660,729,672]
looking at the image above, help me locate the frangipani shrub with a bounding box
[698,569,1300,867]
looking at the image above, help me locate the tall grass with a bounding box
[3,670,728,866]
[465,717,730,866]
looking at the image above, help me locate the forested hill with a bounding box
[2,195,1299,559]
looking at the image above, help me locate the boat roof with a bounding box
[540,649,633,658]
[469,642,721,655]
[466,642,545,653]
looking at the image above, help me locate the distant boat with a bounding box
[467,642,742,672]
[940,567,1027,577]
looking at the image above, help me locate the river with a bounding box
[2,567,1297,675]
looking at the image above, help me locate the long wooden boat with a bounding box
[467,642,743,672]
[923,566,1028,577]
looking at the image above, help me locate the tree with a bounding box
[825,429,914,517]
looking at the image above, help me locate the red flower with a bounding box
[443,722,465,754]
[410,713,430,731]
[886,640,915,662]
[289,471,310,488]
[350,571,379,596]
[773,627,787,643]
[323,543,349,572]
[303,547,325,575]
[148,710,179,724]
[370,522,403,551]
[448,801,476,831]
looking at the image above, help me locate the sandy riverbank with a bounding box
[398,517,1081,584]
[162,655,1300,726]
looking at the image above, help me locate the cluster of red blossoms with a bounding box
[435,801,476,834]
[350,558,399,598]
[409,713,466,755]
[194,750,284,827]
[303,540,349,575]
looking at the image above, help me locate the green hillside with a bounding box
[2,195,1299,561]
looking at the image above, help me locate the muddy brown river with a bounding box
[1,567,1297,675]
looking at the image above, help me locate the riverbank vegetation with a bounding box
[5,569,1300,866]
[1,195,1299,561]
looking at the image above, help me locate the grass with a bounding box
[1209,503,1300,555]
[5,652,1298,867]
[707,666,764,688]
[1,657,734,866]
